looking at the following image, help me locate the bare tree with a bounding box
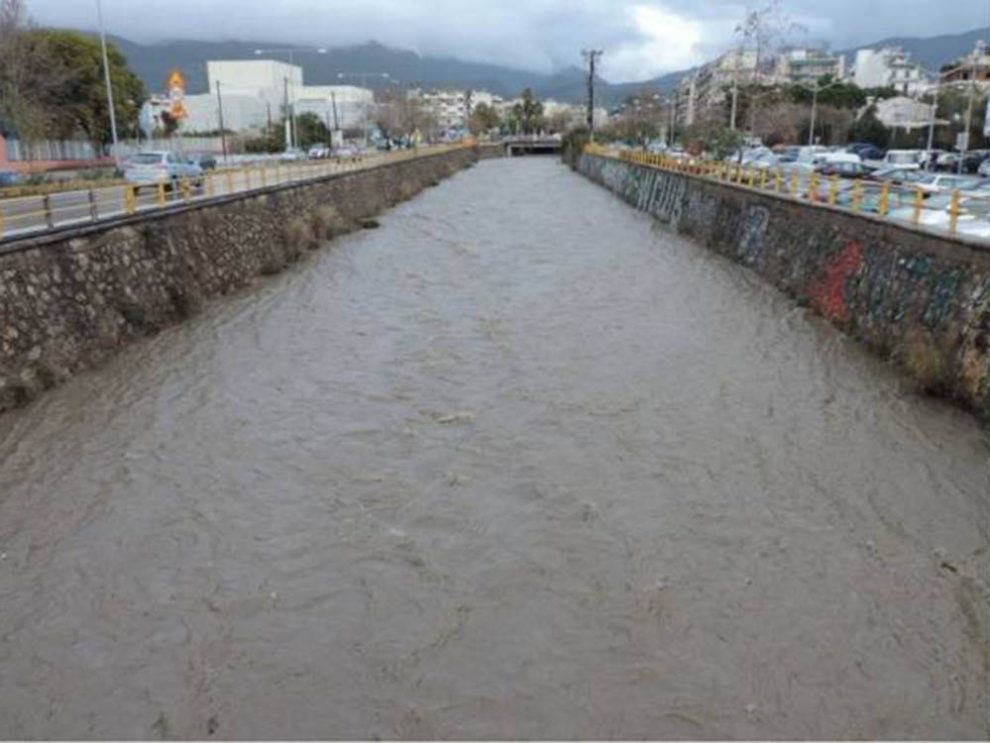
[735,0,805,134]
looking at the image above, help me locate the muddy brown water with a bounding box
[1,158,989,739]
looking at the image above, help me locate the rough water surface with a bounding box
[0,158,988,739]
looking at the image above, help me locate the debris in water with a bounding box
[433,412,475,425]
[360,218,381,230]
[745,703,759,714]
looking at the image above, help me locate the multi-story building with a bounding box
[294,85,375,132]
[775,48,847,86]
[853,48,927,95]
[674,48,766,128]
[941,42,990,88]
[412,89,471,130]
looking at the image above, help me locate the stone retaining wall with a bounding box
[0,147,477,412]
[577,153,990,419]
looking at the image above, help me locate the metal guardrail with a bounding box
[0,144,469,243]
[584,144,988,242]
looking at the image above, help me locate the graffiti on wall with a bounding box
[807,240,864,325]
[738,205,770,265]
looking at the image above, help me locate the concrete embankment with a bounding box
[577,152,990,419]
[0,146,479,412]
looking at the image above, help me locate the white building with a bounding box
[853,48,927,96]
[871,96,936,131]
[295,85,375,131]
[775,49,847,86]
[413,89,471,130]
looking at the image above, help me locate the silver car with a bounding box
[123,151,204,191]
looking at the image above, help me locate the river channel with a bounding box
[0,157,988,738]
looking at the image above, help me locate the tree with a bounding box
[509,88,545,135]
[294,112,329,148]
[847,105,889,148]
[0,0,67,139]
[468,102,501,135]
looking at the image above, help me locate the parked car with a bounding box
[818,161,875,179]
[308,145,331,159]
[775,146,801,163]
[197,154,218,170]
[911,173,981,194]
[280,147,308,162]
[882,149,925,170]
[123,151,204,191]
[0,170,22,187]
[845,142,885,161]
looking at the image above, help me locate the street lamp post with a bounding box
[336,72,391,146]
[254,47,327,150]
[95,0,120,165]
[797,79,843,146]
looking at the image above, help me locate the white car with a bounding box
[123,151,204,191]
[280,148,308,162]
[883,150,925,170]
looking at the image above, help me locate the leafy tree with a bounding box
[847,105,889,148]
[468,102,501,135]
[510,88,545,135]
[26,28,145,147]
[294,111,329,148]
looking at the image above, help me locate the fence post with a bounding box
[42,194,54,229]
[260,165,267,188]
[949,189,960,235]
[879,182,890,217]
[125,185,137,215]
[851,180,863,213]
[245,168,251,190]
[774,169,782,193]
[207,172,215,199]
[88,189,98,221]
[158,181,167,207]
[828,175,839,206]
[226,170,234,195]
[181,178,191,203]
[912,187,924,225]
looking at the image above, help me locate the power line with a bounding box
[582,49,603,141]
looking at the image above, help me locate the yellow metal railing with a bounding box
[582,143,984,240]
[0,143,471,242]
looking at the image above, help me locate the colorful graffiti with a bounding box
[808,240,864,325]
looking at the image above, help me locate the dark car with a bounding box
[197,155,218,170]
[819,161,875,179]
[846,142,885,161]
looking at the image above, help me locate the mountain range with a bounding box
[104,26,990,108]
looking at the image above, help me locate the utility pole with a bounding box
[283,76,292,149]
[95,0,120,166]
[808,86,819,146]
[216,80,228,165]
[730,47,740,131]
[959,41,982,174]
[582,49,603,141]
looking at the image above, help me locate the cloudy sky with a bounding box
[23,0,990,82]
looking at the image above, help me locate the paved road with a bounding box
[0,153,411,242]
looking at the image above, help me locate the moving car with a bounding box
[280,147,308,162]
[123,151,204,191]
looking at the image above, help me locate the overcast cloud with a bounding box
[23,0,990,82]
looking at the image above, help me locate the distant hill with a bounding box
[837,27,990,71]
[100,26,990,109]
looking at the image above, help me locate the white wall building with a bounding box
[871,95,936,131]
[295,85,375,131]
[853,48,927,96]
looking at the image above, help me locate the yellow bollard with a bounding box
[125,185,137,214]
[0,204,4,240]
[275,162,282,184]
[912,186,924,225]
[759,169,768,190]
[879,182,890,217]
[851,180,863,213]
[949,189,961,235]
[157,181,167,207]
[260,166,268,188]
[789,172,799,198]
[181,178,191,203]
[735,165,743,184]
[206,172,215,198]
[774,169,782,193]
[245,168,252,190]
[747,168,756,188]
[808,171,820,201]
[828,175,839,206]
[226,170,234,195]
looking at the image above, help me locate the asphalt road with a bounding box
[0,154,396,242]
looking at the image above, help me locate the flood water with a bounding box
[1,157,988,739]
